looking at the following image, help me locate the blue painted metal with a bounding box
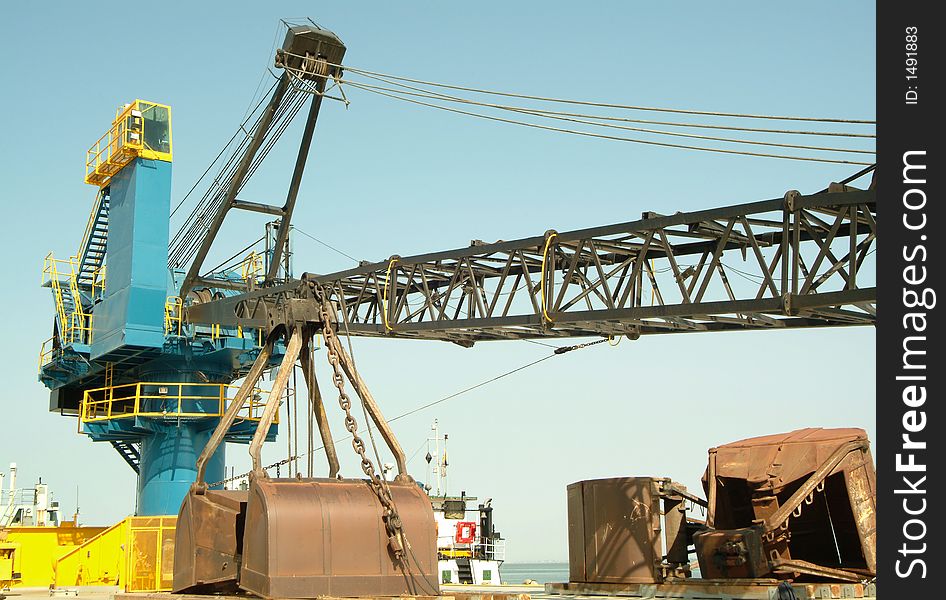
[91,158,171,359]
[136,420,226,516]
[41,151,282,517]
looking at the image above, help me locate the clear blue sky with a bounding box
[0,2,875,562]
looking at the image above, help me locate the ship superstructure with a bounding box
[1,464,62,529]
[423,422,505,585]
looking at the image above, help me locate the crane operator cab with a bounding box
[173,24,439,600]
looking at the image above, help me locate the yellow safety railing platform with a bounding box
[38,337,60,373]
[41,253,93,346]
[85,100,172,187]
[80,381,280,424]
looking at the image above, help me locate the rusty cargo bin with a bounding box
[173,489,248,594]
[567,477,690,585]
[239,476,439,599]
[698,427,876,581]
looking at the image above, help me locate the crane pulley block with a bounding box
[275,24,346,78]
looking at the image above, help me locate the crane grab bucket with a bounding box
[239,477,439,598]
[175,319,440,598]
[173,489,248,594]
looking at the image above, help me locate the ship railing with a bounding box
[436,537,506,562]
[80,381,282,424]
[1,488,38,526]
[1,488,36,507]
[477,538,506,562]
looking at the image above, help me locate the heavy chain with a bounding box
[315,284,406,560]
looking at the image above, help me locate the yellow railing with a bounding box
[43,253,69,336]
[42,253,93,346]
[164,296,183,336]
[241,251,264,282]
[85,100,173,187]
[85,105,141,186]
[38,337,60,373]
[92,264,107,298]
[80,381,279,424]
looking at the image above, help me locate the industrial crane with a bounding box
[38,21,876,599]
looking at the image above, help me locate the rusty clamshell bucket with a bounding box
[240,477,437,598]
[175,317,439,598]
[174,489,248,594]
[173,338,277,595]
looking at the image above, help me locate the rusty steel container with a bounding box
[239,477,439,599]
[173,489,248,594]
[567,477,669,584]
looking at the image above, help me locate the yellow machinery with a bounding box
[0,469,175,593]
[0,523,106,589]
[0,517,177,592]
[54,516,177,592]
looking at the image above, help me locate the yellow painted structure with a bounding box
[0,517,177,592]
[54,516,177,592]
[85,100,172,187]
[0,523,106,588]
[80,382,276,424]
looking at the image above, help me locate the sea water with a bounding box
[500,562,569,584]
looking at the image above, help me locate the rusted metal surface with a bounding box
[567,478,689,585]
[121,593,528,600]
[175,286,439,598]
[173,489,248,594]
[698,428,876,582]
[239,477,438,598]
[545,580,876,599]
[692,528,769,580]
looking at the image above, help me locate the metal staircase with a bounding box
[109,440,141,473]
[456,557,474,584]
[77,188,109,286]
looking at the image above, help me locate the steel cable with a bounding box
[335,80,873,166]
[169,84,311,270]
[338,77,874,156]
[275,54,874,125]
[338,62,875,124]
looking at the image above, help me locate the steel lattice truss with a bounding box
[302,187,875,344]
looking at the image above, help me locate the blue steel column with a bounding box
[87,157,230,516]
[134,372,229,516]
[136,420,226,516]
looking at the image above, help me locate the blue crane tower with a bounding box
[38,24,345,518]
[38,99,282,516]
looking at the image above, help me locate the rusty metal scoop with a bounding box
[175,289,439,598]
[173,340,276,594]
[240,476,437,598]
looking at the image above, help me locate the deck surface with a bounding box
[0,583,884,600]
